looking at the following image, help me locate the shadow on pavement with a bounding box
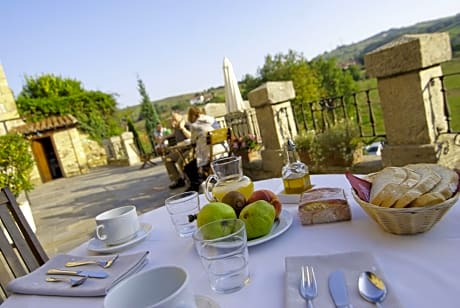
[28,162,178,256]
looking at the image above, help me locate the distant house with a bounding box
[189,93,214,105]
[189,95,204,105]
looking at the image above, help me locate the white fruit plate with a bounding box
[247,209,293,247]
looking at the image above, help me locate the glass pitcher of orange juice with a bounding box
[204,156,254,202]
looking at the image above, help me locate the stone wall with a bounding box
[53,128,89,177]
[0,64,25,135]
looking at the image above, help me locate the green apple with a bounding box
[196,202,237,239]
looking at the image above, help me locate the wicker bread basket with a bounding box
[352,189,459,235]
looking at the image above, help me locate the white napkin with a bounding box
[7,251,149,297]
[285,251,403,308]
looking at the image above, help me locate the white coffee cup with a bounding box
[95,205,140,246]
[104,265,196,308]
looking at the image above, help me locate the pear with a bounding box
[239,200,275,240]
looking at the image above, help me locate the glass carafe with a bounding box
[204,156,254,202]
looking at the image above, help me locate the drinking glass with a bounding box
[192,218,250,294]
[165,191,200,237]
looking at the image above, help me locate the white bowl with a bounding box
[104,265,196,308]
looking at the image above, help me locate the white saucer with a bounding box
[87,223,152,254]
[195,294,219,308]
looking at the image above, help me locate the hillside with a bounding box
[319,13,460,64]
[119,13,460,116]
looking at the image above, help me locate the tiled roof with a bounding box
[11,115,78,135]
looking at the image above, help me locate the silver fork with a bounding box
[64,254,119,268]
[299,265,318,308]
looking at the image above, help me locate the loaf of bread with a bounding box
[298,188,351,225]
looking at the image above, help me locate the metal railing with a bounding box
[293,88,385,140]
[292,71,460,141]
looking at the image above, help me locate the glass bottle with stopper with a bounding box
[282,139,311,194]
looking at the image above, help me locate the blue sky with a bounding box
[1,1,459,108]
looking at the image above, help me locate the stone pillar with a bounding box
[121,132,141,166]
[364,33,458,167]
[248,81,297,177]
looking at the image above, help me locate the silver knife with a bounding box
[46,268,108,279]
[328,270,352,308]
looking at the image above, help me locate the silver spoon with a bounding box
[358,271,387,307]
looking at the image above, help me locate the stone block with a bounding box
[248,81,295,107]
[381,144,438,167]
[261,149,284,177]
[204,103,227,118]
[365,32,451,78]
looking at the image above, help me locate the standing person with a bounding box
[163,112,192,189]
[183,106,224,192]
[152,122,170,156]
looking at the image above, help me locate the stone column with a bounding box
[364,33,458,167]
[121,132,141,166]
[248,81,297,177]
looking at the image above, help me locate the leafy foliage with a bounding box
[0,134,34,196]
[295,121,362,167]
[127,118,145,156]
[240,50,358,108]
[16,74,123,142]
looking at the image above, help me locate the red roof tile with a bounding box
[11,115,78,135]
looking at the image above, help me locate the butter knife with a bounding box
[328,270,352,308]
[47,268,108,279]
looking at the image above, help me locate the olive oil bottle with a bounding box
[282,139,311,194]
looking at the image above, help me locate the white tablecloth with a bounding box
[4,175,460,308]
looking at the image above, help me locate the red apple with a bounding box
[247,189,282,219]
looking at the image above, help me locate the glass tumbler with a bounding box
[192,218,250,294]
[165,191,200,237]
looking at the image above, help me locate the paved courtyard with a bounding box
[28,158,173,257]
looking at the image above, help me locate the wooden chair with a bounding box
[0,187,48,302]
[202,127,233,176]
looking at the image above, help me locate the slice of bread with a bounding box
[370,167,421,207]
[409,164,459,207]
[393,164,442,208]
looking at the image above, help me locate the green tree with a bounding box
[310,57,358,98]
[137,77,159,150]
[127,118,145,156]
[16,74,122,142]
[0,134,34,196]
[242,50,321,104]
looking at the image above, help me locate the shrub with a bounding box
[295,121,362,167]
[0,134,34,196]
